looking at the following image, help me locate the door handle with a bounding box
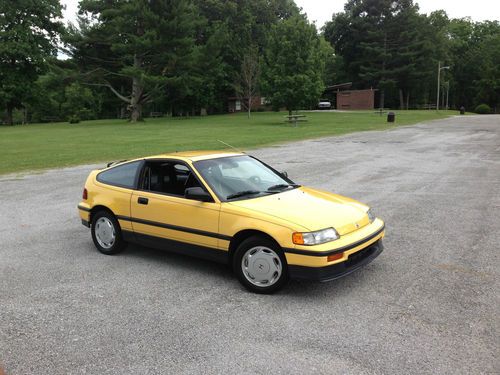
[138,197,149,205]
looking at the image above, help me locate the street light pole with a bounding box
[446,81,449,110]
[437,61,450,111]
[437,61,440,111]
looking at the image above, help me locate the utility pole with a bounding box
[437,61,450,111]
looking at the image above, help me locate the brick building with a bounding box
[324,83,377,110]
[336,89,376,110]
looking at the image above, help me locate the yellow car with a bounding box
[78,151,385,293]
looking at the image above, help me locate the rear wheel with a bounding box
[233,236,288,294]
[91,211,127,255]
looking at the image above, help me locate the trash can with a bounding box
[460,106,465,115]
[387,112,395,123]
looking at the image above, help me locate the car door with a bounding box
[130,160,221,250]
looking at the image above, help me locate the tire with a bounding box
[233,236,289,294]
[91,210,127,255]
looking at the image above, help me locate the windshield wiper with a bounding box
[266,183,300,192]
[226,190,262,200]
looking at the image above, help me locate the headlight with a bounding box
[367,208,376,223]
[292,227,339,245]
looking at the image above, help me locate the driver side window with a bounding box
[141,161,202,196]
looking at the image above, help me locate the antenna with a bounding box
[217,140,245,154]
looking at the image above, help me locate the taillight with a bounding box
[82,188,88,200]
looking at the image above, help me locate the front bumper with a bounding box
[288,239,384,282]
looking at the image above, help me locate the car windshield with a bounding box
[194,155,298,201]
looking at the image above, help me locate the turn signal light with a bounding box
[327,253,343,262]
[292,232,304,245]
[82,188,88,200]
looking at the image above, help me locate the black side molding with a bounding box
[77,204,91,212]
[77,205,232,242]
[116,215,232,241]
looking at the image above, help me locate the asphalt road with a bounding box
[1,115,499,375]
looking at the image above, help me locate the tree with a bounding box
[262,16,330,115]
[163,12,231,116]
[0,0,64,125]
[191,0,299,114]
[325,0,393,108]
[447,19,500,110]
[324,0,451,109]
[473,32,500,109]
[69,0,197,122]
[234,46,261,118]
[62,82,100,121]
[418,10,450,107]
[389,1,431,109]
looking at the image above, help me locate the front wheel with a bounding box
[91,211,127,255]
[233,236,289,294]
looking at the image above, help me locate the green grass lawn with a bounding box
[0,110,455,175]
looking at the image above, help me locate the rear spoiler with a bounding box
[106,160,128,168]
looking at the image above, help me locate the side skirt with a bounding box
[122,230,229,264]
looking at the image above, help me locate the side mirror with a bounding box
[281,171,288,178]
[185,187,212,202]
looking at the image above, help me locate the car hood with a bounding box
[228,187,369,235]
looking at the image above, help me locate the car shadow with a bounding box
[121,242,234,279]
[284,261,384,297]
[116,243,379,297]
[281,276,368,298]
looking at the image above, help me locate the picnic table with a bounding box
[284,114,307,127]
[149,111,164,118]
[374,108,389,116]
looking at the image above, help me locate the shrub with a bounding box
[474,104,491,114]
[68,115,80,124]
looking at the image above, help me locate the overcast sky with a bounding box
[295,0,500,27]
[61,0,500,27]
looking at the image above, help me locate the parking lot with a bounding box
[1,115,499,374]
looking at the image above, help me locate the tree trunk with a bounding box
[247,97,251,119]
[5,103,14,126]
[130,102,142,122]
[129,54,143,123]
[379,32,387,111]
[399,89,404,110]
[406,92,410,110]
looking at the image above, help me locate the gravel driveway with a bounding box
[1,115,499,374]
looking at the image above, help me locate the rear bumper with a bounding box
[78,204,91,227]
[288,239,384,282]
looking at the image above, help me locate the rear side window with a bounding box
[97,161,142,188]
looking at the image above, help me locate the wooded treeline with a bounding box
[1,0,499,124]
[323,0,500,111]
